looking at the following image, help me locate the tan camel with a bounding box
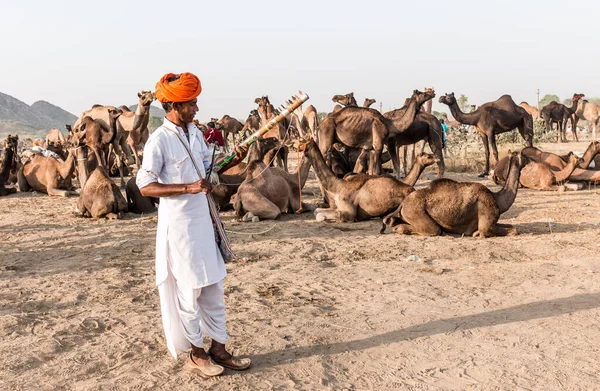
[255,96,287,141]
[67,108,120,168]
[220,137,282,175]
[302,140,436,222]
[240,110,261,139]
[573,97,600,139]
[216,115,244,152]
[44,128,66,147]
[518,102,540,121]
[332,92,358,107]
[233,154,312,221]
[493,153,580,191]
[520,146,600,183]
[126,177,158,214]
[301,104,319,139]
[439,93,534,177]
[121,90,154,169]
[319,89,435,176]
[75,166,128,219]
[17,146,78,197]
[383,151,527,237]
[0,135,18,196]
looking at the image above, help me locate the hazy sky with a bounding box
[1,0,599,122]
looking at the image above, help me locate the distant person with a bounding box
[440,119,449,155]
[205,122,224,147]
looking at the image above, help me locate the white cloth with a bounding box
[137,118,228,359]
[137,118,226,289]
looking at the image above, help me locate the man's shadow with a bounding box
[250,292,600,370]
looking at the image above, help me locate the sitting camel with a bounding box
[0,135,18,196]
[233,155,312,221]
[493,153,580,191]
[521,146,600,183]
[17,145,78,197]
[382,151,528,237]
[302,140,437,222]
[44,128,66,147]
[126,177,158,213]
[75,166,128,219]
[220,137,283,175]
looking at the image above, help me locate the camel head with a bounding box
[412,88,435,106]
[254,96,270,107]
[364,98,376,107]
[331,92,356,106]
[439,93,456,106]
[6,134,18,150]
[249,109,259,118]
[508,150,529,171]
[138,90,155,107]
[572,93,584,103]
[415,152,439,167]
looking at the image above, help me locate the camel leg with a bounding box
[479,133,490,177]
[386,139,401,179]
[128,141,141,171]
[489,223,517,237]
[472,208,499,238]
[223,132,229,153]
[314,207,340,222]
[111,141,126,188]
[572,117,579,142]
[369,130,385,176]
[47,186,70,197]
[353,148,370,173]
[395,199,442,236]
[428,138,445,178]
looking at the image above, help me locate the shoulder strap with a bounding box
[166,128,204,179]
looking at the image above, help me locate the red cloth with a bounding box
[154,72,202,103]
[205,128,224,147]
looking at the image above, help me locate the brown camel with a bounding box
[126,177,158,214]
[383,151,528,237]
[122,90,154,169]
[0,135,18,196]
[518,102,540,121]
[493,153,580,191]
[67,108,120,168]
[540,94,583,142]
[332,92,358,107]
[44,128,66,147]
[233,154,312,221]
[384,91,445,179]
[573,96,600,140]
[75,166,128,219]
[520,146,600,183]
[220,137,282,175]
[17,146,79,197]
[439,93,534,177]
[240,110,261,139]
[302,140,436,222]
[216,115,244,152]
[319,89,435,176]
[301,104,319,139]
[364,99,377,108]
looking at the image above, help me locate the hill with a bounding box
[31,100,77,129]
[128,104,165,118]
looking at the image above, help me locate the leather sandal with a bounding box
[208,349,252,371]
[187,351,224,377]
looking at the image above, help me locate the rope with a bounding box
[225,223,277,235]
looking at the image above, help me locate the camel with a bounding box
[254,96,287,141]
[302,104,319,139]
[573,97,600,140]
[520,146,600,183]
[17,145,79,197]
[220,137,283,175]
[121,90,154,170]
[332,92,358,108]
[126,177,158,213]
[233,154,312,221]
[319,89,435,176]
[216,115,244,152]
[518,102,540,121]
[44,128,66,147]
[383,92,445,179]
[540,94,583,142]
[73,104,130,186]
[240,110,261,139]
[439,92,534,177]
[67,107,120,168]
[493,153,580,191]
[0,135,18,196]
[302,140,437,222]
[383,151,528,237]
[75,166,128,219]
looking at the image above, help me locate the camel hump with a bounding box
[119,105,132,112]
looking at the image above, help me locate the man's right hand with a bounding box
[187,178,212,194]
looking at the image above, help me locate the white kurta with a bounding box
[137,118,227,358]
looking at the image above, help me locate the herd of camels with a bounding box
[1,87,600,238]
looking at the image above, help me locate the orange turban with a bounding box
[154,72,202,103]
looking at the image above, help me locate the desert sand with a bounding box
[1,142,599,390]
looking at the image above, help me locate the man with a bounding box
[137,72,251,377]
[440,118,449,156]
[204,122,224,147]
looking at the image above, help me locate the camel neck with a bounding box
[554,158,579,183]
[305,144,340,191]
[402,160,426,187]
[58,151,77,180]
[296,155,312,189]
[580,142,599,169]
[76,147,89,188]
[448,102,479,125]
[387,96,420,136]
[493,155,521,214]
[0,147,14,180]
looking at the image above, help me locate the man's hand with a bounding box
[187,178,212,194]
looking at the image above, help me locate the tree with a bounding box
[539,94,560,108]
[457,94,470,112]
[318,112,328,122]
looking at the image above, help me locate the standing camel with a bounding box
[318,89,434,176]
[540,94,583,142]
[439,93,533,177]
[518,102,540,121]
[122,90,155,170]
[0,135,18,196]
[573,96,600,140]
[216,115,244,152]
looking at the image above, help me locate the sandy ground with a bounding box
[1,142,599,390]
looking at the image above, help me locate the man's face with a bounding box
[174,98,199,124]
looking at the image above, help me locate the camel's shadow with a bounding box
[248,292,600,372]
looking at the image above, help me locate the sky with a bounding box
[1,0,599,122]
